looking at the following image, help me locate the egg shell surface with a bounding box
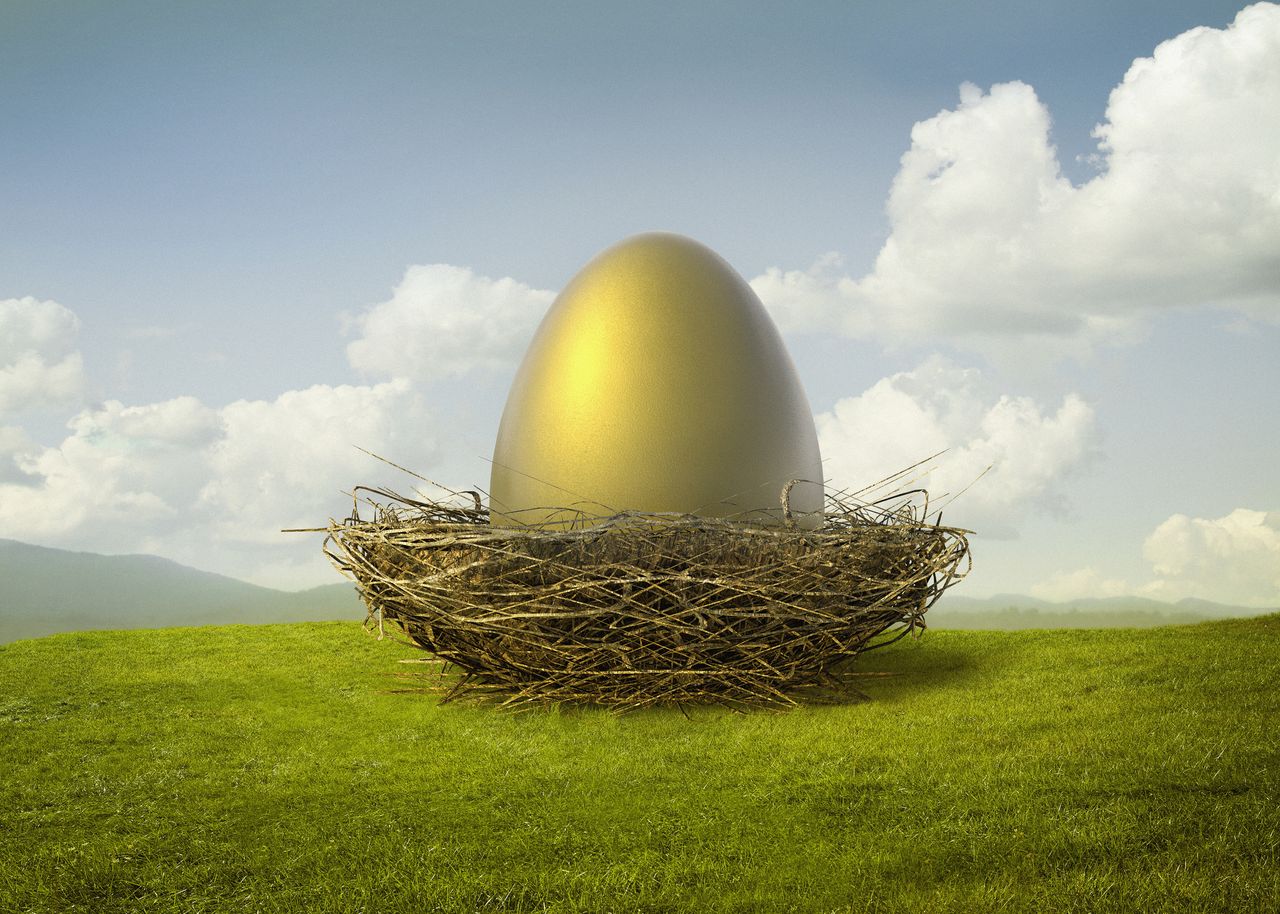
[490,232,823,528]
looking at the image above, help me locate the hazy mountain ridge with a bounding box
[0,539,364,643]
[2,539,1272,642]
[930,593,1277,630]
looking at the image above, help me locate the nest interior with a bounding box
[324,480,971,710]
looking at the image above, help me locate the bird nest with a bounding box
[322,473,971,711]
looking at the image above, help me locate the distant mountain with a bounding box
[928,592,1275,630]
[0,539,364,643]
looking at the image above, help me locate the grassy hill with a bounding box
[1,617,1277,912]
[0,539,363,643]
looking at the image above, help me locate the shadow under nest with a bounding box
[324,482,971,711]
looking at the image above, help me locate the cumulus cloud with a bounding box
[753,3,1280,353]
[345,264,554,381]
[749,252,862,336]
[0,380,435,588]
[199,380,432,539]
[1139,508,1280,607]
[0,297,87,415]
[1029,567,1132,603]
[1,397,221,536]
[0,425,40,484]
[815,357,1096,532]
[1035,507,1280,607]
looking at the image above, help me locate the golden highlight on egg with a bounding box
[489,232,823,528]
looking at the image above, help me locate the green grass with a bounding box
[2,616,1277,913]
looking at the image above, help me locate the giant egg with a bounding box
[489,232,823,528]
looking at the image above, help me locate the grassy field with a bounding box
[1,616,1277,913]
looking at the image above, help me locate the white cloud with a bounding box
[199,380,432,539]
[816,357,1096,532]
[1139,508,1280,607]
[1030,567,1133,603]
[1036,508,1280,606]
[0,380,436,588]
[0,297,87,415]
[0,398,218,536]
[0,425,40,484]
[753,3,1280,354]
[345,264,555,381]
[749,253,864,336]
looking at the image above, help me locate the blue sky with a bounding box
[2,1,1277,603]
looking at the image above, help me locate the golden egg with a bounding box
[489,232,823,528]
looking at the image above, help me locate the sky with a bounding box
[2,0,1277,605]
